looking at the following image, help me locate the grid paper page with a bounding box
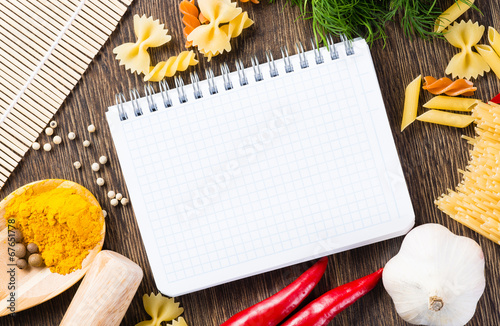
[106,39,414,296]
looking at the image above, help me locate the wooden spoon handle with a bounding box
[59,250,143,326]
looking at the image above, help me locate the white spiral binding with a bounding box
[115,36,356,121]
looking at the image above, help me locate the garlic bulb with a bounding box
[383,224,485,326]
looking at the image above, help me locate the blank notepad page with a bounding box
[106,39,414,296]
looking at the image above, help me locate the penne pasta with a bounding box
[401,75,421,131]
[434,0,475,33]
[488,27,500,56]
[423,95,479,111]
[416,110,475,128]
[475,44,500,79]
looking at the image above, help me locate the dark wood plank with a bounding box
[1,0,499,325]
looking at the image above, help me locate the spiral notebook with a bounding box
[106,37,414,296]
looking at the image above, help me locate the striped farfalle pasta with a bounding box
[113,15,172,74]
[136,293,186,326]
[144,51,199,82]
[444,20,490,79]
[180,0,201,48]
[422,76,476,96]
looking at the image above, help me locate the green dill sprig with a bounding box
[273,0,478,46]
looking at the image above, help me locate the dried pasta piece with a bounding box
[423,96,479,111]
[240,0,260,4]
[401,75,421,131]
[180,0,201,48]
[187,0,242,61]
[136,293,184,326]
[444,20,490,79]
[416,110,475,128]
[436,102,500,245]
[144,51,199,82]
[475,45,500,79]
[434,0,475,33]
[113,15,172,75]
[168,317,189,326]
[220,11,253,38]
[422,76,476,96]
[488,27,500,56]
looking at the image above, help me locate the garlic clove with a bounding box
[383,224,485,326]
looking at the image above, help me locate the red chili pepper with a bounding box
[491,93,500,104]
[281,268,383,326]
[221,257,328,326]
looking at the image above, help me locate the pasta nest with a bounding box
[444,20,490,79]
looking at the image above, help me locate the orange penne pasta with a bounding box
[422,76,476,96]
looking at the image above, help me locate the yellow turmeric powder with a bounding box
[4,187,103,274]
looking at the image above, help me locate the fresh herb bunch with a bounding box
[275,0,475,45]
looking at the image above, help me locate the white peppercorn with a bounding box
[53,135,62,145]
[45,127,54,136]
[110,198,119,206]
[68,132,76,140]
[99,155,108,165]
[43,143,52,152]
[32,142,40,150]
[83,140,91,147]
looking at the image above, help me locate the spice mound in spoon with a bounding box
[4,186,103,275]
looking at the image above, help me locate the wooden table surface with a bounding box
[2,0,500,325]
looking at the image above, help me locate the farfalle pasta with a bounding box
[220,12,253,38]
[136,293,185,326]
[113,15,172,74]
[444,20,490,79]
[422,76,476,96]
[144,51,199,82]
[169,317,189,326]
[186,0,252,60]
[180,0,201,48]
[187,0,242,60]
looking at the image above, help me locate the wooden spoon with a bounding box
[0,179,105,316]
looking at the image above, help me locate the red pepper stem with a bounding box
[281,268,383,326]
[221,257,329,326]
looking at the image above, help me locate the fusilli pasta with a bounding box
[422,76,476,96]
[180,0,201,48]
[144,51,199,82]
[113,15,171,75]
